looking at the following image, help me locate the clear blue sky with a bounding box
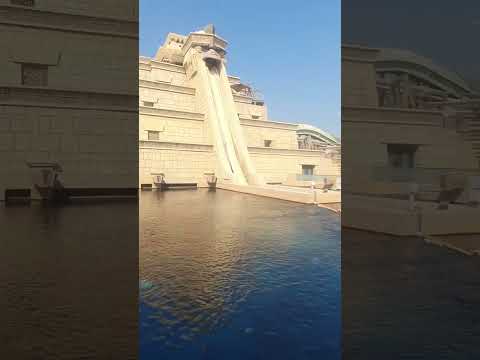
[140,0,340,137]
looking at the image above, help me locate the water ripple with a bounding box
[140,189,340,359]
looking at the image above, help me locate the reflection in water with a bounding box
[140,189,340,359]
[343,228,480,359]
[0,201,138,359]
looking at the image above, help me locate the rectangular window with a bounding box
[302,165,315,176]
[143,101,154,107]
[10,0,35,6]
[21,64,48,86]
[264,140,272,147]
[252,115,260,119]
[387,144,418,168]
[147,131,160,141]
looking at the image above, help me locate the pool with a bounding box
[343,228,480,359]
[0,200,138,359]
[140,189,341,359]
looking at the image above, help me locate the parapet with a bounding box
[154,25,228,66]
[154,32,187,65]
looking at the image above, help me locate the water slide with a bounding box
[186,43,340,205]
[196,52,263,186]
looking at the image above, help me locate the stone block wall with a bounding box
[137,54,340,189]
[234,99,267,120]
[240,121,299,150]
[342,108,478,193]
[139,144,216,187]
[139,61,188,87]
[139,86,197,113]
[341,46,379,107]
[139,113,208,145]
[1,27,137,95]
[0,106,138,199]
[0,3,138,201]
[249,149,340,184]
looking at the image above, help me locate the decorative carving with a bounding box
[202,49,222,69]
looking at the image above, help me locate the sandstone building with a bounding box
[139,26,340,190]
[342,44,480,235]
[0,0,138,201]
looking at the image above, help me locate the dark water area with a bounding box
[140,189,341,360]
[0,200,138,359]
[342,228,480,359]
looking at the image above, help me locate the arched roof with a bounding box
[296,124,340,145]
[375,48,472,97]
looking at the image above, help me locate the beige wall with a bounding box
[139,86,197,113]
[342,103,478,195]
[341,46,379,107]
[137,103,340,188]
[138,144,339,188]
[1,106,137,191]
[0,2,138,200]
[138,44,340,188]
[139,61,188,87]
[342,45,478,195]
[234,98,267,120]
[139,111,208,145]
[1,23,137,94]
[250,149,340,184]
[139,144,216,186]
[240,120,299,149]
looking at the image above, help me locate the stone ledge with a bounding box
[0,5,138,38]
[139,79,195,95]
[139,140,213,152]
[247,146,327,156]
[217,184,316,204]
[240,118,298,130]
[233,94,253,103]
[139,106,204,121]
[342,106,443,126]
[0,86,138,112]
[342,194,480,236]
[140,59,187,74]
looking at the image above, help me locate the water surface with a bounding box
[140,189,341,359]
[343,228,480,359]
[0,200,138,359]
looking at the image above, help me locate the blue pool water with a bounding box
[343,228,480,359]
[139,189,341,359]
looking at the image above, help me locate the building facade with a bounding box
[342,45,480,195]
[0,0,138,201]
[139,26,340,189]
[342,44,480,235]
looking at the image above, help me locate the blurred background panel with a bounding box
[0,1,139,359]
[342,1,480,359]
